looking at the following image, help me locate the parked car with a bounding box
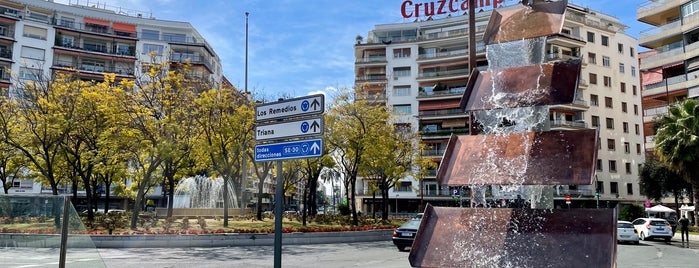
[392,218,421,252]
[631,218,673,242]
[617,221,639,244]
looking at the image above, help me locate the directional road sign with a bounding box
[255,117,323,141]
[254,138,323,162]
[255,94,324,122]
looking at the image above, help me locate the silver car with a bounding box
[617,221,639,244]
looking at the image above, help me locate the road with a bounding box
[3,239,698,267]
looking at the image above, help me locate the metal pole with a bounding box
[245,12,249,94]
[59,196,70,268]
[468,0,477,135]
[273,160,283,268]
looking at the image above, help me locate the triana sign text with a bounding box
[401,0,506,19]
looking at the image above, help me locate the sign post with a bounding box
[254,94,325,268]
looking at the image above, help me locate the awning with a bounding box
[84,17,110,27]
[642,70,663,85]
[112,22,136,33]
[419,98,460,111]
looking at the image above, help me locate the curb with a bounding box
[1,229,394,248]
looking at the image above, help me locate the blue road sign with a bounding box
[254,138,323,162]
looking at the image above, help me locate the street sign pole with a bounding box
[274,160,283,268]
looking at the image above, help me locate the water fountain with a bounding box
[174,175,240,209]
[409,1,616,267]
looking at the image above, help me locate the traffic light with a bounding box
[595,192,599,197]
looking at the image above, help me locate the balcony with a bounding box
[355,74,387,83]
[53,59,134,76]
[171,53,214,73]
[421,127,469,137]
[54,21,137,38]
[639,44,684,70]
[418,108,466,119]
[422,148,446,157]
[417,48,468,63]
[417,86,466,98]
[639,20,680,47]
[0,27,14,39]
[546,53,580,62]
[637,0,682,26]
[54,41,136,57]
[550,120,587,129]
[355,55,387,64]
[0,48,11,60]
[417,68,469,80]
[642,73,686,97]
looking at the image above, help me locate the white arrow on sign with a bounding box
[255,117,323,141]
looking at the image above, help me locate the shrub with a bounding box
[618,204,645,221]
[337,204,350,215]
[197,217,207,229]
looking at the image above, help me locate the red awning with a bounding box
[642,69,662,85]
[419,99,461,111]
[112,22,136,33]
[84,17,110,27]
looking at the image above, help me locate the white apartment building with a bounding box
[0,0,223,199]
[353,2,646,214]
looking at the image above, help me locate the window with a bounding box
[589,73,597,84]
[597,181,604,194]
[619,63,625,73]
[625,163,632,174]
[627,183,633,195]
[605,97,613,108]
[597,159,603,171]
[393,104,412,115]
[624,142,630,154]
[591,116,600,127]
[609,160,617,172]
[605,118,614,129]
[610,182,618,194]
[19,67,41,80]
[393,85,411,96]
[618,43,624,53]
[141,29,160,40]
[588,52,596,64]
[393,48,411,58]
[607,139,615,151]
[601,35,609,46]
[636,143,642,154]
[590,94,599,106]
[143,43,164,55]
[587,32,595,42]
[634,104,639,115]
[621,102,628,113]
[635,124,640,135]
[395,181,412,192]
[632,85,637,95]
[620,82,626,93]
[59,17,75,28]
[163,32,186,42]
[23,25,47,40]
[393,67,411,77]
[602,56,610,67]
[603,76,611,87]
[623,122,629,133]
[631,66,636,77]
[20,46,44,60]
[630,47,635,57]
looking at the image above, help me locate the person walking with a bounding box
[679,215,690,246]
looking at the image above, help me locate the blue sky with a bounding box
[57,0,649,99]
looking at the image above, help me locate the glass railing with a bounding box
[0,195,105,267]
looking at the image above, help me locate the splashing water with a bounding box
[173,175,240,209]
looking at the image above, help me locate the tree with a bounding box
[250,159,273,220]
[193,87,254,227]
[325,89,391,225]
[653,99,699,226]
[639,157,691,216]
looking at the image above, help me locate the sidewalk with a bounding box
[670,232,699,248]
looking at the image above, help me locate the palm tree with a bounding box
[653,99,699,226]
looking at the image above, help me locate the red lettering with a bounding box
[416,3,424,16]
[424,2,435,16]
[494,0,503,8]
[437,0,447,15]
[461,0,468,11]
[401,0,414,18]
[448,0,459,12]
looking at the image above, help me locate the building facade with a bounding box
[353,3,645,215]
[0,0,223,200]
[637,1,699,150]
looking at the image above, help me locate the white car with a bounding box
[631,218,673,242]
[617,221,639,244]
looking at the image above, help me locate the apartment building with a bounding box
[637,1,699,150]
[0,0,222,199]
[353,2,645,215]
